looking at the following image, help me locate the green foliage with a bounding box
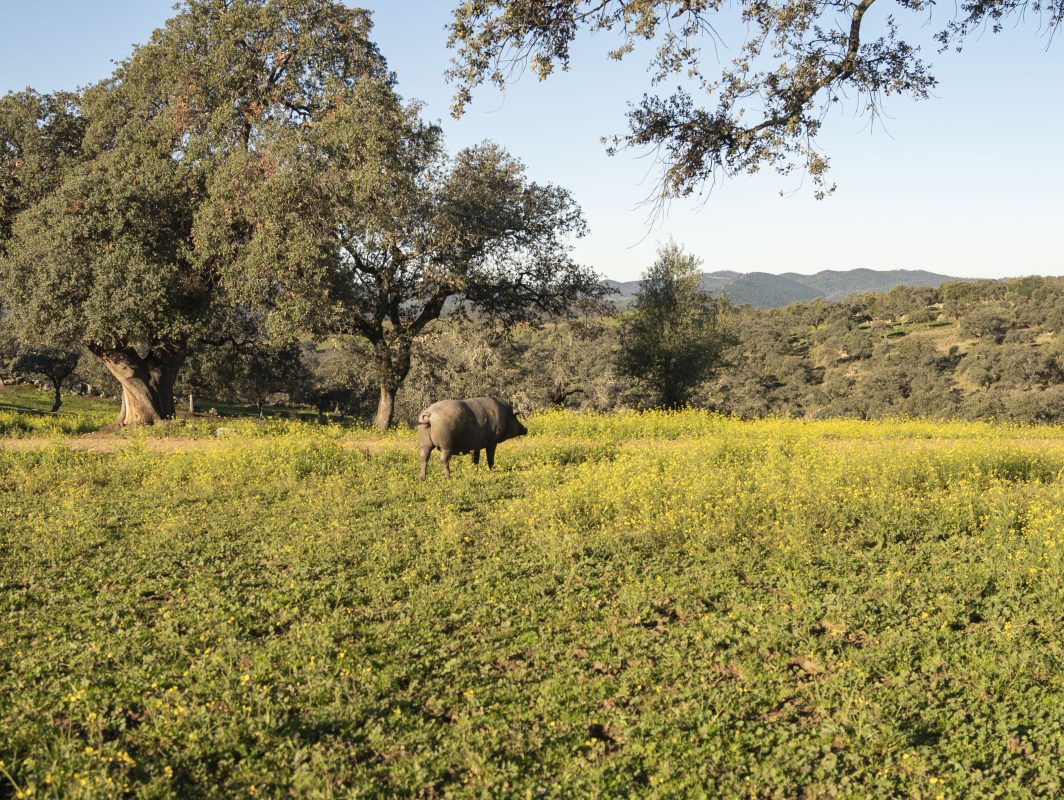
[291,338,378,420]
[238,72,606,428]
[398,317,624,422]
[0,0,388,424]
[3,413,1064,795]
[0,90,84,254]
[710,275,1064,422]
[5,146,201,350]
[181,339,307,415]
[616,242,734,408]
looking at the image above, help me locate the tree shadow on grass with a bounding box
[0,399,56,416]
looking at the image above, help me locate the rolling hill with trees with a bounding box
[395,275,1064,425]
[605,268,964,308]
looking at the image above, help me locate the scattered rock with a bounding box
[712,662,747,682]
[812,619,847,638]
[787,655,823,676]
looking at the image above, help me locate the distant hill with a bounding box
[605,268,966,308]
[783,269,962,300]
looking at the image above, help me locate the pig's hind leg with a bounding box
[418,445,434,480]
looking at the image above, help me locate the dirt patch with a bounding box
[0,435,220,453]
[0,434,412,455]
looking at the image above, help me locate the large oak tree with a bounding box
[236,79,607,429]
[1,0,386,425]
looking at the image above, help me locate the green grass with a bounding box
[0,386,116,436]
[0,385,117,417]
[0,387,362,440]
[2,412,1064,797]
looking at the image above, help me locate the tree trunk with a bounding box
[149,358,181,419]
[373,385,396,431]
[372,337,412,431]
[189,393,195,415]
[50,378,62,413]
[92,347,185,426]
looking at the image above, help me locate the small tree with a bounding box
[616,242,733,408]
[11,348,80,412]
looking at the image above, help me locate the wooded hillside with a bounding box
[398,275,1064,424]
[710,276,1064,421]
[605,268,961,308]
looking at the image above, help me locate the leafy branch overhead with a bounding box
[447,0,1061,199]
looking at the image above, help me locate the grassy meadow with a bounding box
[2,390,1064,797]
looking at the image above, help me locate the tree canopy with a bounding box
[0,90,85,254]
[616,241,734,407]
[447,0,1062,201]
[234,77,607,429]
[0,0,387,425]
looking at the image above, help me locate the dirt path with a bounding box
[2,433,1063,455]
[0,434,408,454]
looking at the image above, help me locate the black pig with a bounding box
[417,397,527,479]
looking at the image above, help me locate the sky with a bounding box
[1,1,1062,282]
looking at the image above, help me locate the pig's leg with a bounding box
[440,449,453,479]
[472,449,481,466]
[418,445,433,480]
[486,443,497,471]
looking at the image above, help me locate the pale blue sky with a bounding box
[2,1,1061,281]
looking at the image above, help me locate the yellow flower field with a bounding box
[2,408,1063,797]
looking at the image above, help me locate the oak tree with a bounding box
[240,80,607,429]
[1,0,386,425]
[10,348,80,412]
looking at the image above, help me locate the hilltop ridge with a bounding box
[605,268,966,308]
